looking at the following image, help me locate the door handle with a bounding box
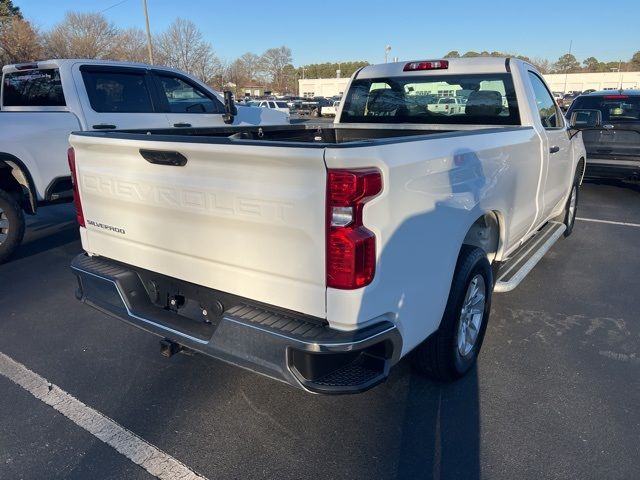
[93,124,117,130]
[549,146,560,154]
[139,149,188,166]
[173,122,192,127]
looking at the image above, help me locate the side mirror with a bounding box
[569,109,602,129]
[222,90,237,124]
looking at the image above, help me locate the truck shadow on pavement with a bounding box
[11,204,79,262]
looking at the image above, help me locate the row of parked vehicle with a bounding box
[238,95,342,117]
[553,89,599,111]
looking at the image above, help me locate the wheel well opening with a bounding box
[462,213,501,264]
[0,164,32,214]
[577,157,586,184]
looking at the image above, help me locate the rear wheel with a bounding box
[0,188,26,263]
[412,246,493,381]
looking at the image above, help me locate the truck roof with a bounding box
[1,58,183,75]
[356,57,523,79]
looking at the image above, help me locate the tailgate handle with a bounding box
[173,122,192,127]
[139,149,188,166]
[93,124,117,130]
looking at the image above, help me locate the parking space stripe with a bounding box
[0,352,209,480]
[577,217,640,228]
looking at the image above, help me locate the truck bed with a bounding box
[74,123,527,148]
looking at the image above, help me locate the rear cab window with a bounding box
[340,73,520,125]
[571,95,640,123]
[2,69,66,108]
[81,67,155,113]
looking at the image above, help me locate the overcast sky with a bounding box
[19,0,639,66]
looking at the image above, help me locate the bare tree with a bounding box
[530,57,552,74]
[238,52,262,83]
[111,28,148,63]
[155,18,219,83]
[260,46,292,93]
[0,17,42,64]
[43,12,119,59]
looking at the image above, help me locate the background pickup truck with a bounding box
[426,96,466,115]
[0,59,288,262]
[69,57,587,394]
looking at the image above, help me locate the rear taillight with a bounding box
[326,168,382,289]
[67,147,85,227]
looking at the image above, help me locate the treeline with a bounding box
[444,50,640,74]
[0,1,366,95]
[3,0,638,96]
[0,7,290,92]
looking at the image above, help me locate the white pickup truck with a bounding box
[0,59,288,262]
[427,96,466,115]
[69,58,587,394]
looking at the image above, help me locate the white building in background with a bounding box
[299,78,349,98]
[299,71,640,98]
[544,71,639,93]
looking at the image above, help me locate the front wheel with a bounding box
[412,245,493,381]
[0,188,26,263]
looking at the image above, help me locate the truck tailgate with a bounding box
[70,134,327,318]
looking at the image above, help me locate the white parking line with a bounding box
[0,352,208,480]
[577,217,640,228]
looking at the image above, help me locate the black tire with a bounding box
[412,245,493,382]
[563,173,580,237]
[0,188,26,263]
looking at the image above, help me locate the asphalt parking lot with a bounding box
[1,180,639,480]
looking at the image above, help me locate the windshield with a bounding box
[571,96,640,123]
[340,73,520,125]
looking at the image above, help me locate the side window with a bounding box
[3,69,66,107]
[156,74,223,114]
[528,71,562,128]
[82,69,154,113]
[268,101,276,108]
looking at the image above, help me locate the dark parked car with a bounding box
[566,90,640,180]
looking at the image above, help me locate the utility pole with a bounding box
[618,59,623,90]
[562,40,572,94]
[142,0,154,64]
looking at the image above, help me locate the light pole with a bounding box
[142,0,154,64]
[384,45,391,63]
